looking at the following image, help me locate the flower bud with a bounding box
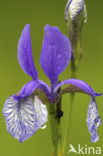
[65,0,87,71]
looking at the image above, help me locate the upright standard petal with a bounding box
[40,25,71,85]
[18,24,38,80]
[54,79,102,97]
[87,97,101,142]
[3,95,48,142]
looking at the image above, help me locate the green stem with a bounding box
[63,94,74,156]
[49,104,59,156]
[49,97,63,156]
[57,118,62,153]
[71,61,77,79]
[63,64,76,156]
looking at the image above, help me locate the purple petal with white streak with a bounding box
[3,95,48,142]
[87,97,101,142]
[54,79,102,97]
[18,24,38,80]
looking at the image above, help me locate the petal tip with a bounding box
[21,24,30,36]
[24,24,30,31]
[44,24,59,33]
[91,134,99,143]
[44,24,50,31]
[95,93,102,97]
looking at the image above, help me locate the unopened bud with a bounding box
[65,0,87,71]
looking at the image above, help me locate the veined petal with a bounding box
[14,80,50,100]
[3,95,48,142]
[54,79,102,97]
[33,96,48,127]
[40,25,71,85]
[87,97,101,142]
[18,24,38,80]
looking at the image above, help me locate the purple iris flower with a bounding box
[3,24,102,143]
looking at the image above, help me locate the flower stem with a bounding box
[63,63,76,156]
[63,93,74,156]
[49,97,63,156]
[49,81,63,156]
[49,103,59,156]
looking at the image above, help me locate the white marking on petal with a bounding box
[33,96,48,127]
[3,95,48,142]
[87,97,101,142]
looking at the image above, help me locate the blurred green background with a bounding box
[0,0,103,155]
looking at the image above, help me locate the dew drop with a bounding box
[40,125,47,129]
[66,59,69,64]
[84,13,87,23]
[84,19,87,23]
[58,54,62,58]
[27,46,30,51]
[95,116,101,127]
[65,50,68,54]
[57,65,60,70]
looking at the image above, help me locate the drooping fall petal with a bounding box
[54,79,102,97]
[3,95,48,142]
[87,97,101,142]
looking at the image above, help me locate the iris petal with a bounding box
[3,95,48,142]
[19,81,39,99]
[40,25,71,85]
[18,24,38,80]
[14,80,50,100]
[54,79,102,97]
[87,97,101,142]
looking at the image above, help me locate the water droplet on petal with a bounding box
[95,116,102,127]
[58,54,62,58]
[65,50,68,54]
[84,19,87,23]
[40,125,47,129]
[66,59,69,64]
[57,65,60,70]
